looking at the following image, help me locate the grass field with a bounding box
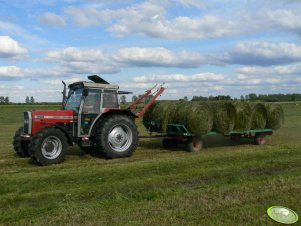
[0,103,300,225]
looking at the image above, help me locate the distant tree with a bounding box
[291,95,296,101]
[30,96,35,104]
[132,95,138,102]
[245,94,249,101]
[240,95,244,101]
[248,93,257,101]
[183,96,188,101]
[0,96,4,103]
[120,95,127,104]
[4,97,9,104]
[25,96,30,104]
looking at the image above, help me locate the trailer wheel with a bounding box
[254,133,267,145]
[29,128,68,165]
[96,115,138,158]
[12,127,30,157]
[187,137,203,152]
[230,134,241,143]
[162,138,178,149]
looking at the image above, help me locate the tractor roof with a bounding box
[69,81,119,90]
[68,75,119,90]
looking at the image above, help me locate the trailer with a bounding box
[142,122,273,152]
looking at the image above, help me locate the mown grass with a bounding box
[0,103,300,225]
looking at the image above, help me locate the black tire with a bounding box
[254,133,267,145]
[79,145,94,154]
[187,137,203,152]
[230,134,241,143]
[12,127,30,157]
[162,138,178,149]
[96,115,138,158]
[29,128,68,166]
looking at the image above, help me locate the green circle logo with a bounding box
[267,206,298,224]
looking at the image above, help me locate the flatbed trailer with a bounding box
[141,123,273,152]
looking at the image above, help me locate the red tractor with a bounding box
[13,75,165,165]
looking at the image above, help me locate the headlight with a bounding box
[23,111,32,134]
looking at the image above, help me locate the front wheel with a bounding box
[12,127,30,157]
[29,128,68,165]
[96,115,138,158]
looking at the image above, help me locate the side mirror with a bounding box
[83,89,89,96]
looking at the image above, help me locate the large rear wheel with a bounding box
[12,127,30,157]
[96,115,138,158]
[29,128,68,165]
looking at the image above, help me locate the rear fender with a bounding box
[89,109,136,137]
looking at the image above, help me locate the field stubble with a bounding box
[0,103,300,225]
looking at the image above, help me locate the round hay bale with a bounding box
[265,103,284,130]
[169,101,191,126]
[250,103,268,129]
[233,102,252,131]
[210,102,236,134]
[186,102,214,136]
[149,101,177,132]
[142,101,159,130]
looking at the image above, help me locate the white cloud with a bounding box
[109,14,238,39]
[38,12,66,26]
[0,21,47,45]
[263,9,301,33]
[43,76,82,86]
[46,47,105,62]
[221,42,301,66]
[45,47,119,74]
[116,47,204,67]
[65,1,238,39]
[133,72,224,83]
[237,64,301,76]
[0,66,25,80]
[0,36,28,58]
[64,2,301,40]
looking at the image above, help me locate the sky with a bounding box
[0,0,301,102]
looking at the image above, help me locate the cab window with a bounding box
[103,91,118,108]
[82,89,101,114]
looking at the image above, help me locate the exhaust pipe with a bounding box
[62,81,66,110]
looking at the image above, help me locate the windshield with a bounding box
[64,88,83,111]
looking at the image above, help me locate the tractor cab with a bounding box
[64,76,121,136]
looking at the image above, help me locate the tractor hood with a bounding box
[31,110,74,123]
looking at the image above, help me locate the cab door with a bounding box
[78,89,101,136]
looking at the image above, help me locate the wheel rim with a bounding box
[259,135,266,145]
[41,136,62,159]
[108,124,133,152]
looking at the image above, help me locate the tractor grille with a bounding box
[23,111,32,134]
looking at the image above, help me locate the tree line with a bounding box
[191,93,301,102]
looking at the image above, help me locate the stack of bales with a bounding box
[143,101,284,135]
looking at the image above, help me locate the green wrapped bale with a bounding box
[233,102,252,131]
[265,103,284,130]
[210,102,236,134]
[186,102,214,136]
[250,103,268,129]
